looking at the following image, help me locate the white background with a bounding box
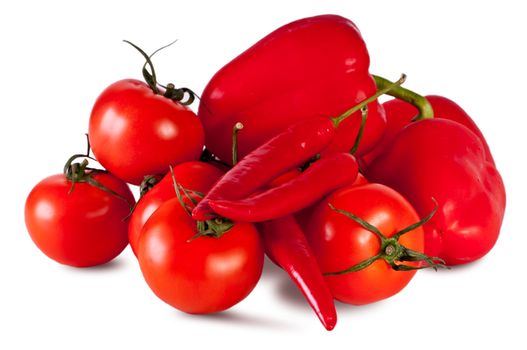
[1,0,525,348]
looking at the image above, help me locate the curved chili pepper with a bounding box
[208,153,358,222]
[191,117,335,221]
[192,76,404,221]
[259,216,337,330]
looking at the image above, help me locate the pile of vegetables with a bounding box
[24,15,506,331]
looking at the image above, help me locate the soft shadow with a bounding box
[61,256,127,273]
[179,309,295,331]
[421,256,486,275]
[261,256,287,280]
[275,277,314,311]
[334,297,385,316]
[266,258,323,312]
[268,259,387,317]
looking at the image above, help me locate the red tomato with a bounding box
[128,161,225,256]
[138,198,263,313]
[89,79,204,185]
[25,172,135,267]
[305,183,424,305]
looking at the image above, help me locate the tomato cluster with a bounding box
[24,14,505,331]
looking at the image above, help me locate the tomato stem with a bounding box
[168,166,233,239]
[63,150,131,208]
[324,201,448,275]
[372,74,434,121]
[123,39,197,105]
[169,165,193,216]
[139,175,162,199]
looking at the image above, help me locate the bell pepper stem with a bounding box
[372,74,434,120]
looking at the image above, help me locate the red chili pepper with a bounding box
[365,117,506,265]
[198,15,387,164]
[259,216,337,331]
[192,76,404,221]
[208,153,358,222]
[191,117,335,221]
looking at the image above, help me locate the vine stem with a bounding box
[372,74,434,121]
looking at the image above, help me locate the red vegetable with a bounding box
[260,216,336,330]
[366,118,506,265]
[89,42,204,185]
[25,154,135,267]
[198,14,386,164]
[361,77,495,166]
[137,197,263,314]
[209,152,358,222]
[193,77,404,221]
[128,161,224,256]
[305,183,442,305]
[192,117,334,221]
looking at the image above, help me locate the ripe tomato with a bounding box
[25,172,135,267]
[128,161,225,256]
[138,198,263,314]
[304,183,425,305]
[89,79,204,185]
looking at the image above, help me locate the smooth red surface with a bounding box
[192,117,335,221]
[25,173,135,267]
[198,14,385,164]
[89,79,204,185]
[137,198,264,314]
[128,161,224,256]
[260,216,336,330]
[305,183,423,305]
[361,95,495,167]
[209,153,358,222]
[366,119,506,265]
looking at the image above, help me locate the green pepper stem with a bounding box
[332,74,406,128]
[349,107,368,155]
[231,122,244,165]
[372,74,434,120]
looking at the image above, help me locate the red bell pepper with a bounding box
[198,14,386,164]
[193,77,403,221]
[365,118,506,265]
[361,76,495,167]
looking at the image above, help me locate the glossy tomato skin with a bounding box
[25,172,135,267]
[89,79,204,185]
[305,183,424,305]
[138,198,264,314]
[128,161,225,256]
